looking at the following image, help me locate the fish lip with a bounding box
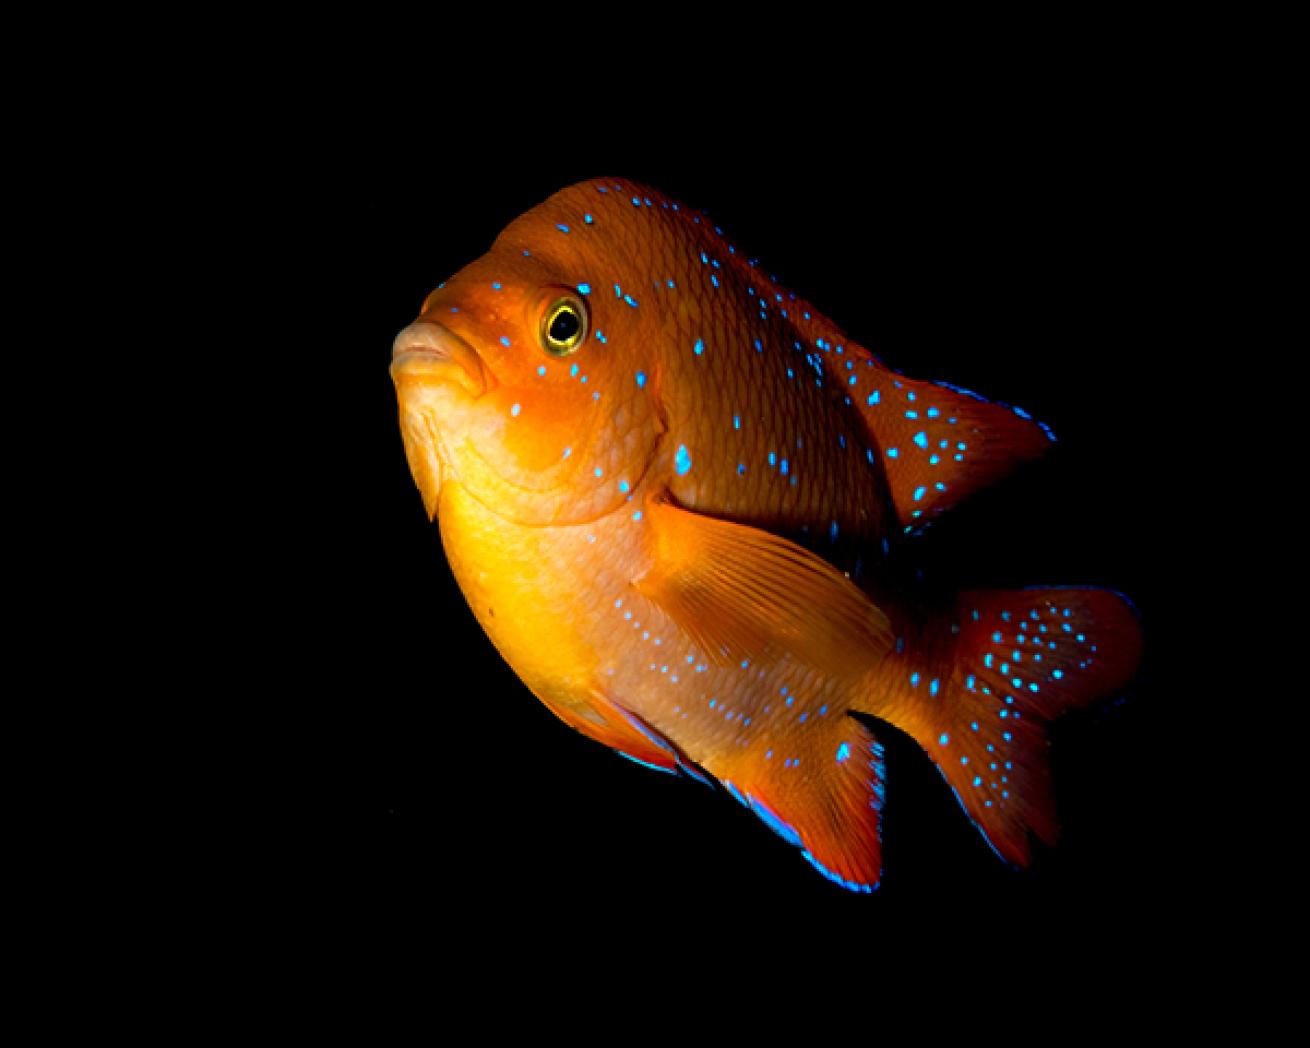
[389,321,489,397]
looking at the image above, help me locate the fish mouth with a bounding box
[390,321,491,520]
[389,321,489,396]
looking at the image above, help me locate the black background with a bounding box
[188,74,1194,1002]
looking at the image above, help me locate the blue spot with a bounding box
[675,444,692,475]
[555,224,570,233]
[577,283,592,295]
[780,458,790,475]
[618,480,630,493]
[733,414,741,430]
[536,365,546,376]
[510,403,521,417]
[632,510,643,522]
[635,372,647,388]
[930,678,940,696]
[939,733,950,746]
[623,294,639,308]
[867,391,880,406]
[913,486,927,502]
[584,213,594,225]
[836,742,851,763]
[594,467,603,478]
[737,463,746,474]
[887,447,899,459]
[914,431,929,449]
[694,337,705,355]
[499,336,511,347]
[491,282,502,290]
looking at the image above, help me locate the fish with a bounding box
[389,177,1142,892]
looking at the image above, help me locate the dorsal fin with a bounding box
[853,368,1055,531]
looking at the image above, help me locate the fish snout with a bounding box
[390,321,487,396]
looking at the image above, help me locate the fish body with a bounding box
[390,178,1142,891]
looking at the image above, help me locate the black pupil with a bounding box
[549,306,580,344]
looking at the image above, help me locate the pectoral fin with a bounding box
[633,499,893,676]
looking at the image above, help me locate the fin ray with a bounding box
[635,498,893,674]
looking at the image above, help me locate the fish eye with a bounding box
[539,294,589,356]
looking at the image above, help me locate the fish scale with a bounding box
[390,176,1142,890]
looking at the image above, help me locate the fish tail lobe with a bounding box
[877,586,1142,867]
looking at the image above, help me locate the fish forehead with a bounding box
[498,178,753,296]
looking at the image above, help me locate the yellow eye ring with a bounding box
[539,295,589,356]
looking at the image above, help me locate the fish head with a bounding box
[391,182,667,526]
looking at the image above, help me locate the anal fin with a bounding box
[718,717,886,892]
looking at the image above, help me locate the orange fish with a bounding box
[389,177,1142,891]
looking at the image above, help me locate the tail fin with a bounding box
[910,587,1142,866]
